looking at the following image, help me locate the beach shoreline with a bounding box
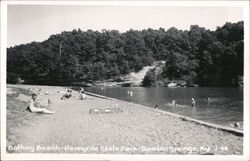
[84,91,243,136]
[6,84,243,154]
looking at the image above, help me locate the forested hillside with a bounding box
[7,21,243,87]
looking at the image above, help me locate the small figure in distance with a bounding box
[79,87,87,100]
[230,122,241,128]
[207,97,211,104]
[80,87,85,93]
[61,89,72,100]
[26,94,54,114]
[171,99,176,106]
[191,98,196,107]
[38,88,42,94]
[48,99,52,105]
[234,122,240,128]
[154,104,158,111]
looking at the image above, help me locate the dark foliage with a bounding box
[7,21,243,87]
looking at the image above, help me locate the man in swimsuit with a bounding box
[27,94,55,114]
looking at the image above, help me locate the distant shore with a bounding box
[6,84,243,154]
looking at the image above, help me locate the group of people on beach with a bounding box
[25,87,242,129]
[60,87,87,100]
[26,87,88,114]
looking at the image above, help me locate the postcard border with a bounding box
[1,1,249,160]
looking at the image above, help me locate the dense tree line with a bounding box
[7,21,243,87]
[143,21,243,87]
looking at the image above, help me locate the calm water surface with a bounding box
[85,87,243,127]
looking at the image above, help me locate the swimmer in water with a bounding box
[191,98,196,107]
[207,97,213,105]
[234,122,240,128]
[154,104,158,110]
[171,99,176,106]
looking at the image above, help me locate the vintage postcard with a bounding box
[1,0,249,160]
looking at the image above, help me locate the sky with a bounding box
[7,5,243,47]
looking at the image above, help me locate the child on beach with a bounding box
[26,94,55,114]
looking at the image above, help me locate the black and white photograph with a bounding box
[1,0,249,160]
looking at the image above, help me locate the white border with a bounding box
[1,0,248,6]
[243,1,250,160]
[1,1,249,161]
[0,1,8,160]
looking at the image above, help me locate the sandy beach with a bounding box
[6,84,243,154]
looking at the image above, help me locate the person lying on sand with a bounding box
[26,94,55,114]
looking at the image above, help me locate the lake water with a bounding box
[85,87,243,128]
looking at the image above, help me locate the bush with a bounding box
[7,73,19,84]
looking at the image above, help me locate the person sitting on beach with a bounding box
[27,94,54,114]
[191,98,196,107]
[80,87,85,93]
[79,87,87,100]
[61,89,72,100]
[65,90,72,98]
